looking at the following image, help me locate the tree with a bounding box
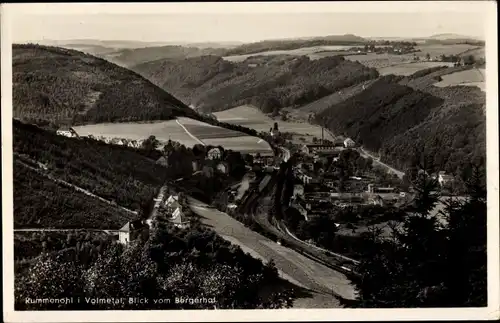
[425,53,431,61]
[350,167,487,308]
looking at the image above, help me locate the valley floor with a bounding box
[188,197,356,308]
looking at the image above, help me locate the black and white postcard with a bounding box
[2,2,498,322]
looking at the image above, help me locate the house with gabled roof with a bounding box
[118,219,148,245]
[170,206,190,229]
[165,194,181,213]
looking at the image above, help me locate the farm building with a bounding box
[343,138,356,148]
[56,127,78,138]
[118,220,148,245]
[207,148,222,160]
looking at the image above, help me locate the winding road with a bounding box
[188,196,356,308]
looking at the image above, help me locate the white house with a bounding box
[118,220,147,245]
[293,184,305,197]
[343,138,356,148]
[207,148,222,160]
[165,195,180,212]
[216,162,229,174]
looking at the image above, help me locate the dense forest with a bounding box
[133,54,379,113]
[12,44,197,127]
[15,221,295,310]
[13,120,168,213]
[316,74,486,174]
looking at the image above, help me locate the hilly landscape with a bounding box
[13,119,170,228]
[100,45,229,68]
[132,45,485,176]
[315,71,486,174]
[133,54,379,113]
[12,44,198,128]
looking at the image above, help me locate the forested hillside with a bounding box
[14,161,135,229]
[12,44,197,127]
[13,120,169,216]
[316,74,486,174]
[101,45,228,67]
[133,54,379,113]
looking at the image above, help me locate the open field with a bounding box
[73,119,201,147]
[222,45,355,62]
[434,68,485,91]
[378,62,455,76]
[214,105,335,143]
[414,44,481,58]
[345,44,482,72]
[73,117,270,153]
[344,53,412,69]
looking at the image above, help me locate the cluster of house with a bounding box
[156,146,231,178]
[55,126,147,148]
[117,194,190,245]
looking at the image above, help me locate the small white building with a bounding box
[343,138,356,148]
[118,220,147,245]
[438,172,454,187]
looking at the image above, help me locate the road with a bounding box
[176,119,205,146]
[358,147,405,179]
[188,197,356,308]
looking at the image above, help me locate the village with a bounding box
[54,122,457,245]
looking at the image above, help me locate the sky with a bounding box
[5,3,490,44]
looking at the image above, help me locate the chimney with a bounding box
[321,127,324,144]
